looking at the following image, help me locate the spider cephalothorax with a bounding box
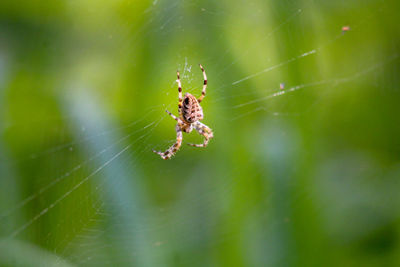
[153,64,213,160]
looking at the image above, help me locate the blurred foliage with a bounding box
[1,0,400,266]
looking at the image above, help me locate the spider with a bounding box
[153,64,213,160]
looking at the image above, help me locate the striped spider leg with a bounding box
[152,110,183,160]
[187,121,214,147]
[198,64,207,103]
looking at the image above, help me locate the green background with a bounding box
[1,0,400,266]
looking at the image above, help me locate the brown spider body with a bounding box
[182,93,203,123]
[153,64,213,160]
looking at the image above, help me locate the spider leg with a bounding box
[177,71,183,114]
[152,125,183,160]
[165,109,179,121]
[197,64,207,103]
[187,121,213,147]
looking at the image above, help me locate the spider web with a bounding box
[1,0,400,266]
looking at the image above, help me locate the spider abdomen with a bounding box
[182,93,203,123]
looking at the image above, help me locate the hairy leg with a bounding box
[197,64,207,103]
[177,71,183,114]
[165,109,179,121]
[153,125,183,160]
[188,121,213,147]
